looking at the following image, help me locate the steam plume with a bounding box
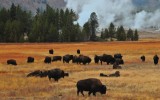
[65,0,160,29]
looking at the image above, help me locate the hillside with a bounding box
[0,0,66,13]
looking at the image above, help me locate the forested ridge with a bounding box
[0,4,138,42]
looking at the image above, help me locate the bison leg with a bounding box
[88,91,92,96]
[93,92,96,96]
[77,90,80,96]
[80,90,84,96]
[100,61,102,65]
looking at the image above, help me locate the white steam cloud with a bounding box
[65,0,160,29]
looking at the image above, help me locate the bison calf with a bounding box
[49,49,54,54]
[44,56,52,64]
[140,55,145,62]
[76,78,107,96]
[7,59,17,65]
[153,55,159,65]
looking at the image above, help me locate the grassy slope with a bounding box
[0,41,160,100]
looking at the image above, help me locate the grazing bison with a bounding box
[108,71,120,77]
[27,57,34,63]
[52,56,62,62]
[76,78,107,96]
[100,54,115,65]
[113,63,122,69]
[63,54,73,63]
[153,55,159,65]
[140,55,145,62]
[27,68,69,82]
[44,56,52,64]
[114,53,123,59]
[7,59,17,65]
[49,49,54,54]
[77,49,80,54]
[78,55,91,65]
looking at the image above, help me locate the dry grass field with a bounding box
[0,40,160,100]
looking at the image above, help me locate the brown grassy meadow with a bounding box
[0,41,160,100]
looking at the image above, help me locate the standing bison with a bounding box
[49,49,54,54]
[76,78,107,96]
[77,49,80,54]
[27,57,34,63]
[44,56,52,64]
[140,55,145,62]
[63,54,73,63]
[94,55,101,64]
[7,59,17,65]
[27,68,69,82]
[100,54,115,65]
[52,56,62,62]
[153,55,159,65]
[78,55,91,65]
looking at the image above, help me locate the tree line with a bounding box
[101,23,139,41]
[0,3,139,42]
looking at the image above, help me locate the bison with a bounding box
[44,56,52,64]
[52,56,62,62]
[100,54,115,65]
[63,54,73,63]
[100,73,108,77]
[153,55,159,65]
[7,59,17,65]
[27,68,69,82]
[78,55,91,65]
[49,49,54,54]
[76,78,107,96]
[72,55,80,64]
[27,57,34,63]
[47,68,69,81]
[140,55,145,62]
[94,55,101,64]
[108,71,120,77]
[77,49,80,54]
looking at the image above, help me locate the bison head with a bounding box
[100,85,107,94]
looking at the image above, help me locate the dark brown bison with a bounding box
[76,78,107,96]
[140,55,145,62]
[77,49,80,54]
[47,68,69,81]
[52,56,62,62]
[78,55,91,65]
[27,68,69,82]
[153,55,159,65]
[100,54,115,65]
[94,55,100,64]
[7,59,17,65]
[44,56,52,64]
[108,71,120,77]
[63,54,73,63]
[49,49,54,54]
[100,73,108,77]
[27,70,48,77]
[27,57,34,63]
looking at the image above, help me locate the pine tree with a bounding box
[109,22,116,40]
[127,28,133,41]
[134,29,139,41]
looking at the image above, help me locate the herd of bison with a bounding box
[5,49,159,96]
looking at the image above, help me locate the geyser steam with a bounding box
[65,0,160,29]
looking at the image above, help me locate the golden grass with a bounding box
[0,41,160,100]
